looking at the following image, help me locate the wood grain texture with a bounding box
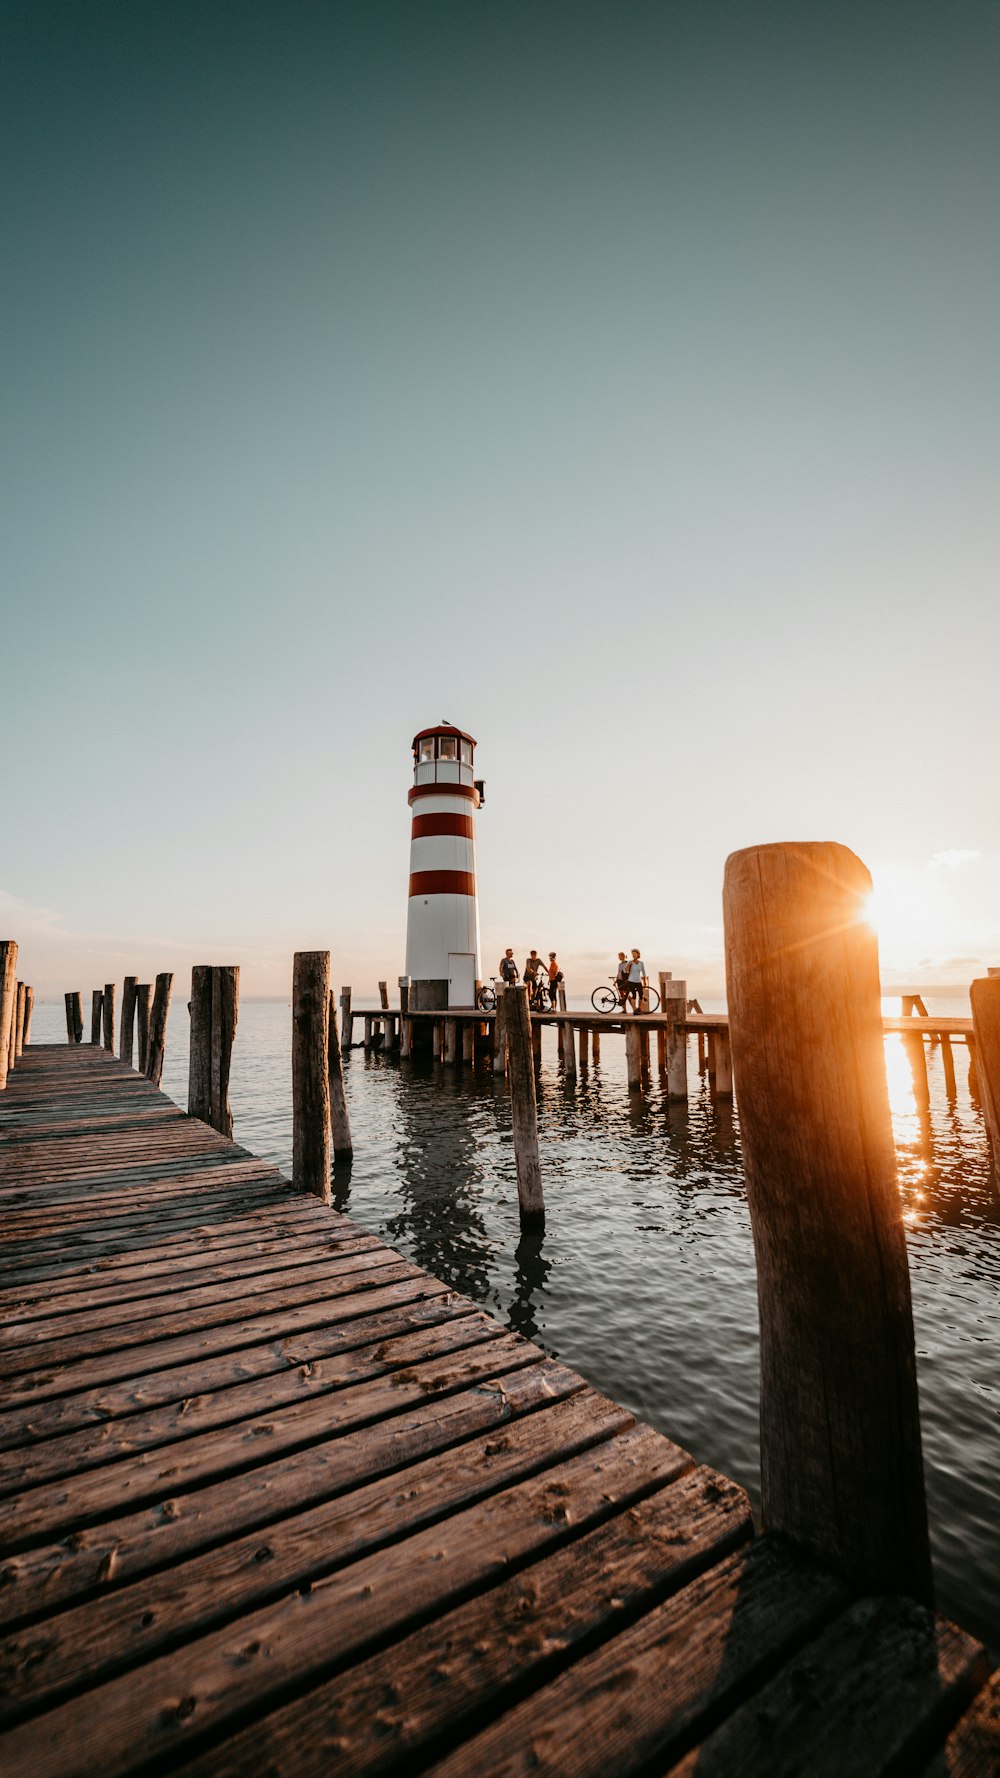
[292,951,330,1197]
[970,977,1000,1182]
[0,941,18,1088]
[723,841,931,1600]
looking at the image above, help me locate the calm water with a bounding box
[29,996,1000,1653]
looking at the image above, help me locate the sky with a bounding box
[3,0,999,999]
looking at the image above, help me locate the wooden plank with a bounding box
[1,1334,551,1545]
[415,1539,848,1778]
[181,1462,750,1778]
[665,1596,988,1778]
[0,1308,500,1490]
[0,1379,627,1716]
[925,1666,1000,1777]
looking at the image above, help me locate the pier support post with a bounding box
[663,978,688,1101]
[0,942,17,1089]
[592,1027,600,1063]
[625,1020,643,1093]
[562,1011,577,1082]
[713,1028,733,1098]
[22,986,33,1046]
[136,985,152,1072]
[91,990,103,1045]
[327,989,353,1162]
[102,982,116,1053]
[293,951,331,1199]
[398,978,411,1057]
[340,987,353,1052]
[145,973,173,1089]
[940,1033,957,1100]
[14,982,26,1059]
[724,839,931,1601]
[120,977,138,1067]
[363,1016,373,1051]
[504,986,544,1230]
[531,1017,542,1068]
[64,991,76,1044]
[970,977,1000,1183]
[493,992,508,1075]
[188,965,240,1136]
[462,1021,474,1064]
[656,971,671,1070]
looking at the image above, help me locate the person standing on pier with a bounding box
[524,949,544,993]
[615,951,630,1010]
[499,948,519,985]
[626,948,647,1013]
[548,953,563,1001]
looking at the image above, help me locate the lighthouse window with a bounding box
[418,738,435,764]
[460,740,472,766]
[439,736,458,761]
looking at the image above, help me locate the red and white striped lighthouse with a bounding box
[404,724,483,1010]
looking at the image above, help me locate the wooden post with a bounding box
[91,989,103,1045]
[562,1012,577,1082]
[625,1020,643,1093]
[71,991,83,1043]
[592,1026,600,1063]
[578,1023,589,1071]
[444,1019,457,1065]
[638,982,650,1073]
[14,982,26,1059]
[188,966,239,1136]
[292,951,330,1198]
[903,1026,930,1111]
[657,971,671,1070]
[940,1033,957,1099]
[102,982,115,1053]
[340,986,353,1051]
[378,980,389,1010]
[120,976,138,1067]
[698,1030,707,1072]
[399,977,411,1058]
[706,1031,717,1079]
[64,991,76,1044]
[22,986,34,1046]
[327,989,353,1161]
[713,1028,733,1097]
[663,978,688,1101]
[0,942,17,1089]
[968,1034,980,1101]
[531,1015,542,1068]
[6,983,17,1074]
[493,991,507,1075]
[723,840,931,1601]
[462,1021,474,1063]
[136,985,152,1072]
[504,986,544,1229]
[145,973,173,1089]
[970,977,1000,1182]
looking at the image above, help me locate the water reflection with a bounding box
[509,1231,552,1344]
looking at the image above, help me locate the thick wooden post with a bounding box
[145,973,173,1089]
[340,986,353,1051]
[6,983,17,1074]
[70,991,83,1043]
[12,982,25,1060]
[378,980,389,1010]
[64,991,76,1044]
[625,1020,642,1093]
[91,990,103,1045]
[188,966,239,1136]
[363,1016,373,1051]
[293,951,331,1198]
[940,1033,957,1099]
[970,977,1000,1182]
[592,1027,600,1063]
[444,1019,457,1065]
[399,977,411,1058]
[462,1021,474,1063]
[0,942,17,1089]
[120,977,138,1067]
[22,986,34,1046]
[663,978,688,1101]
[531,1016,542,1068]
[657,971,671,1070]
[136,985,152,1071]
[714,1027,733,1097]
[504,986,544,1229]
[724,840,931,1601]
[102,982,116,1053]
[327,989,353,1161]
[493,991,508,1075]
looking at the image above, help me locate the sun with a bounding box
[862,868,940,969]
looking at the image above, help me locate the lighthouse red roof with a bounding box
[411,724,476,751]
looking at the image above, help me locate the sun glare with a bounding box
[863,869,941,966]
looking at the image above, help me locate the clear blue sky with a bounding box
[4,0,998,996]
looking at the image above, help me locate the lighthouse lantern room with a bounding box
[404,724,483,1011]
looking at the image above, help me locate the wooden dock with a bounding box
[1,1044,998,1776]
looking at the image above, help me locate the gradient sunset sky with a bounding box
[4,0,998,995]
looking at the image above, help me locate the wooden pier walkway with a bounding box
[1,1045,998,1778]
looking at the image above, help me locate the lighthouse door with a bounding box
[447,953,476,1008]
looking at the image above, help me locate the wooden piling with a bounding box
[22,985,33,1045]
[188,965,239,1136]
[0,942,16,1089]
[713,1027,733,1098]
[327,988,353,1161]
[136,985,152,1072]
[64,991,76,1044]
[13,982,26,1059]
[363,1016,373,1051]
[91,990,103,1045]
[120,976,138,1067]
[378,980,389,1010]
[102,982,115,1053]
[292,951,331,1198]
[145,973,173,1089]
[579,1024,589,1071]
[340,986,353,1052]
[462,1021,474,1064]
[663,978,688,1101]
[399,977,411,1058]
[970,976,1000,1182]
[625,1020,643,1093]
[71,991,83,1043]
[6,985,17,1074]
[442,1019,456,1065]
[940,1033,957,1099]
[562,1012,577,1082]
[592,1027,600,1063]
[657,971,671,1070]
[723,839,931,1601]
[903,1027,930,1111]
[493,990,507,1075]
[504,986,544,1229]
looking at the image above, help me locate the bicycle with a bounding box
[477,977,553,1012]
[477,980,501,1012]
[590,977,660,1014]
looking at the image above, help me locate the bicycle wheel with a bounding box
[643,986,661,1013]
[535,985,553,1011]
[477,986,497,1012]
[591,985,619,1014]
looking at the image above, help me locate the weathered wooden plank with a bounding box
[2,1335,550,1545]
[417,1538,848,1778]
[665,1596,988,1778]
[182,1462,749,1778]
[924,1666,1000,1777]
[0,1377,622,1709]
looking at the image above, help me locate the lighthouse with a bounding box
[404,724,483,1010]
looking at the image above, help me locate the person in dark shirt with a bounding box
[499,949,519,984]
